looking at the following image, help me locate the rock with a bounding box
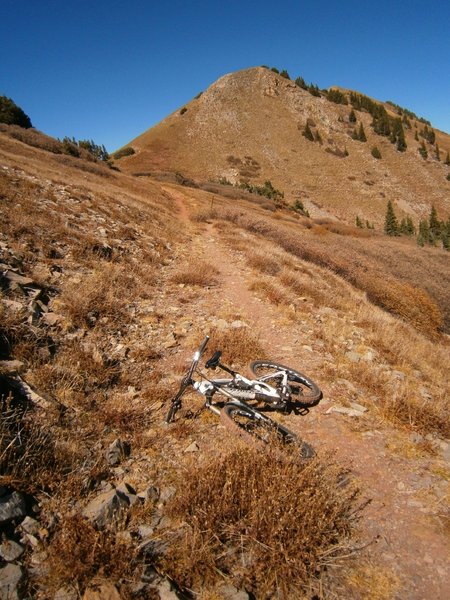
[349,401,367,413]
[184,441,199,452]
[345,351,362,363]
[0,491,27,525]
[0,360,25,374]
[82,581,122,600]
[156,578,179,600]
[218,583,250,600]
[20,515,40,536]
[137,486,159,503]
[0,563,24,600]
[82,490,130,529]
[230,320,247,328]
[159,486,176,503]
[106,439,129,466]
[54,586,78,600]
[0,540,24,562]
[409,432,424,444]
[391,370,406,381]
[326,405,365,418]
[162,333,178,349]
[41,312,64,327]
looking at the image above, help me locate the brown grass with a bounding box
[43,515,136,595]
[172,261,220,286]
[250,277,293,306]
[161,447,362,598]
[207,327,265,365]
[246,251,281,275]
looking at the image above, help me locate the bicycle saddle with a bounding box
[205,350,222,369]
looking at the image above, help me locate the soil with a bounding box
[164,185,450,600]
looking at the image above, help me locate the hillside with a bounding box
[117,67,450,229]
[0,118,449,598]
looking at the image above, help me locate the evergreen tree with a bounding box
[384,201,399,236]
[418,141,428,159]
[280,69,290,79]
[371,146,382,159]
[414,130,419,141]
[429,205,441,239]
[349,109,357,123]
[418,219,431,245]
[0,96,32,128]
[302,123,314,141]
[355,215,364,228]
[445,152,450,165]
[406,216,416,236]
[295,76,308,90]
[358,123,367,142]
[435,143,440,161]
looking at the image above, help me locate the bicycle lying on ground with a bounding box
[166,336,322,458]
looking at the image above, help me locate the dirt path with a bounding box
[165,187,450,599]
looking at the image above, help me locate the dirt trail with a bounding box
[166,187,449,599]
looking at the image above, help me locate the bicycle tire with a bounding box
[220,403,315,458]
[250,360,322,406]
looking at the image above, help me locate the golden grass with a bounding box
[346,563,400,600]
[160,447,362,598]
[172,260,220,286]
[206,327,265,365]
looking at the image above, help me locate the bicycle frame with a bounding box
[166,336,284,422]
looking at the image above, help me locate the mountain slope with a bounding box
[118,67,450,227]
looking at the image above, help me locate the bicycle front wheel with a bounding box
[220,403,314,458]
[250,360,322,406]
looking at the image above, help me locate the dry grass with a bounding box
[42,514,136,596]
[207,327,265,365]
[250,277,293,306]
[172,261,220,286]
[345,563,400,600]
[160,447,362,598]
[246,251,281,275]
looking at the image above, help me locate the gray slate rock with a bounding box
[106,439,128,466]
[82,489,130,529]
[0,491,27,525]
[0,540,24,562]
[219,584,250,600]
[0,563,24,600]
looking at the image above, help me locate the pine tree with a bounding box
[429,205,441,239]
[445,152,450,165]
[0,96,33,128]
[418,141,428,159]
[418,219,431,245]
[358,123,367,142]
[349,109,357,123]
[302,123,314,141]
[355,215,364,228]
[435,143,440,161]
[280,69,290,79]
[406,216,416,236]
[371,146,382,159]
[384,201,399,236]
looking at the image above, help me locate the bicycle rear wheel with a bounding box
[250,360,322,406]
[220,403,315,458]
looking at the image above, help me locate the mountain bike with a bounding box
[165,336,322,458]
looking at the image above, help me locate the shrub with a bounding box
[161,448,361,597]
[180,107,187,115]
[0,95,32,128]
[371,146,382,159]
[113,146,135,159]
[364,277,443,337]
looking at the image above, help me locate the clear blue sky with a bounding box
[1,0,449,152]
